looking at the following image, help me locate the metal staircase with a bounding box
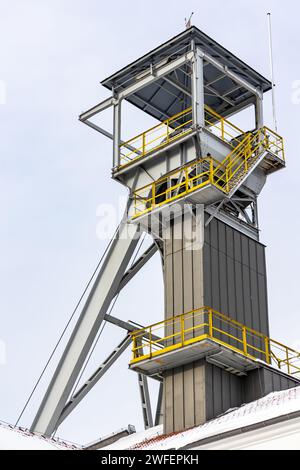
[132,126,285,220]
[212,127,285,196]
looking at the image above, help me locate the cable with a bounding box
[14,223,120,427]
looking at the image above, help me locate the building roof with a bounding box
[101,26,272,122]
[102,386,300,450]
[1,386,300,449]
[0,421,80,450]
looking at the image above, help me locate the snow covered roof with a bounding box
[2,386,300,450]
[102,386,300,450]
[0,421,80,450]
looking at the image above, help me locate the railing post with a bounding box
[221,119,225,141]
[210,158,214,183]
[185,167,189,193]
[181,315,185,346]
[166,120,170,144]
[286,348,291,375]
[208,309,213,338]
[242,327,247,356]
[142,132,146,156]
[245,136,250,172]
[149,327,152,358]
[226,168,229,193]
[132,335,137,359]
[134,194,137,218]
[264,128,268,150]
[152,183,156,208]
[264,337,271,364]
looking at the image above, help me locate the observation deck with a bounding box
[129,307,300,378]
[125,107,285,223]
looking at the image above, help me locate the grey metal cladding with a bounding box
[164,360,207,434]
[205,361,243,421]
[203,216,269,336]
[243,367,300,404]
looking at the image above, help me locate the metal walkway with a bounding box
[129,307,300,378]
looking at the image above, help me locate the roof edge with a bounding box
[101,26,272,92]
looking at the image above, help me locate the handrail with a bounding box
[130,307,300,378]
[119,107,193,168]
[121,107,193,148]
[131,126,285,219]
[119,105,246,169]
[204,105,244,148]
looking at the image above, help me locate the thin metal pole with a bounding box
[267,13,278,132]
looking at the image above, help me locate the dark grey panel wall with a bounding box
[244,366,300,404]
[203,215,269,336]
[162,212,276,434]
[205,361,243,421]
[165,361,300,432]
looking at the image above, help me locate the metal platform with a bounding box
[129,307,300,380]
[129,338,259,377]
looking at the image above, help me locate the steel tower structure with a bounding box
[31,27,300,437]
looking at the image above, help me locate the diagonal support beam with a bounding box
[164,76,191,98]
[205,199,228,227]
[81,120,142,157]
[104,314,161,343]
[31,214,141,437]
[56,335,132,426]
[199,49,263,98]
[104,314,138,332]
[57,314,163,426]
[116,243,158,294]
[205,84,235,106]
[79,97,115,122]
[118,51,194,100]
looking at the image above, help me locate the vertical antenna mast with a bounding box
[267,12,278,132]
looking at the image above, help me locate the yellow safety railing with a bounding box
[119,108,193,168]
[132,126,285,219]
[130,307,300,378]
[119,105,247,169]
[132,156,222,219]
[204,106,244,148]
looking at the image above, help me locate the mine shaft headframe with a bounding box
[79,26,271,172]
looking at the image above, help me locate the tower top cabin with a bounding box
[80,27,285,240]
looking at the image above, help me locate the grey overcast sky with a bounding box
[0,0,300,445]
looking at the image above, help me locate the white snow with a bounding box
[102,425,164,450]
[2,386,300,450]
[102,386,300,450]
[0,421,79,450]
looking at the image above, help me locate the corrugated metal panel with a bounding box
[161,212,298,434]
[205,362,243,421]
[203,216,269,336]
[243,367,300,404]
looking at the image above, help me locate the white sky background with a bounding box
[0,0,299,446]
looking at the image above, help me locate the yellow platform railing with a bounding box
[131,126,285,219]
[119,105,246,169]
[204,106,244,148]
[119,107,193,168]
[130,307,300,378]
